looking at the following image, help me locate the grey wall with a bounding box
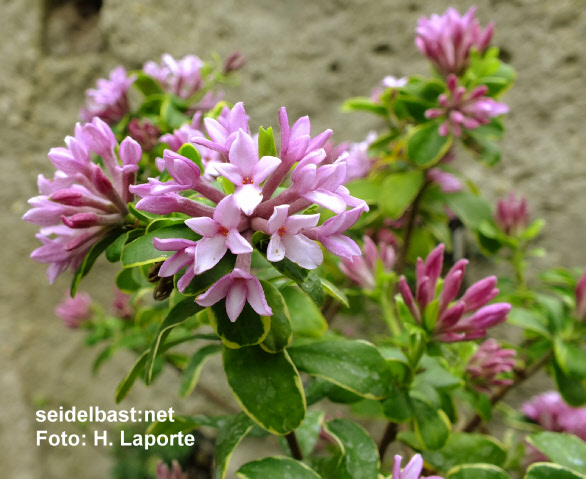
[2,0,585,477]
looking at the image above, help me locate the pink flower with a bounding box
[466,339,516,393]
[416,7,493,76]
[494,192,529,236]
[156,460,187,479]
[266,205,322,269]
[392,454,444,479]
[214,130,281,215]
[425,75,508,137]
[399,244,511,342]
[339,236,396,290]
[112,288,134,320]
[196,268,272,322]
[185,195,252,274]
[144,54,203,99]
[127,118,160,151]
[55,291,93,329]
[576,271,586,321]
[80,66,135,124]
[153,237,199,293]
[427,168,462,193]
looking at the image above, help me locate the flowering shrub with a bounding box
[23,7,586,479]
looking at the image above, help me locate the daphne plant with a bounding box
[23,7,586,479]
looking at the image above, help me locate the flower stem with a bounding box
[285,431,303,460]
[377,421,398,463]
[380,284,400,336]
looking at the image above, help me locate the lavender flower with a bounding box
[24,119,141,283]
[425,75,509,137]
[427,168,462,193]
[127,118,160,151]
[494,192,529,236]
[144,54,204,99]
[156,460,187,479]
[80,66,135,124]
[522,391,586,442]
[339,236,395,290]
[55,291,93,329]
[134,103,366,321]
[112,288,133,320]
[391,454,443,479]
[399,244,511,342]
[466,339,516,393]
[415,7,493,76]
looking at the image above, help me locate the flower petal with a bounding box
[213,194,242,228]
[185,217,218,237]
[194,235,227,274]
[214,163,244,185]
[267,205,289,234]
[234,184,263,216]
[196,273,232,306]
[245,277,272,316]
[159,250,193,277]
[302,189,346,214]
[285,213,320,234]
[225,229,253,254]
[252,155,281,183]
[282,233,323,269]
[267,234,285,262]
[229,129,258,174]
[226,281,247,322]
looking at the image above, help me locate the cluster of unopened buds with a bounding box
[494,191,529,236]
[465,338,516,393]
[134,102,367,322]
[399,244,511,342]
[339,235,396,290]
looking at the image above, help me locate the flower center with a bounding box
[277,227,286,237]
[218,226,229,236]
[242,177,254,185]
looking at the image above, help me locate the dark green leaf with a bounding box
[528,432,586,474]
[447,464,511,479]
[133,72,164,96]
[146,413,231,436]
[105,228,144,263]
[115,351,149,403]
[407,122,452,168]
[280,287,327,338]
[554,338,586,378]
[258,127,278,158]
[411,392,451,450]
[260,281,292,353]
[209,300,271,349]
[215,412,255,479]
[237,457,323,479]
[346,178,382,205]
[223,346,306,434]
[178,253,236,296]
[525,463,586,479]
[178,143,205,172]
[378,171,425,220]
[552,360,586,407]
[342,97,388,116]
[288,339,392,399]
[179,344,223,398]
[320,278,350,308]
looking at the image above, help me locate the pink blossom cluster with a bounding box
[23,118,141,283]
[391,454,443,479]
[54,291,93,329]
[415,7,493,77]
[134,102,367,322]
[425,75,509,137]
[466,338,516,393]
[522,391,586,441]
[143,54,205,100]
[80,66,136,125]
[156,460,187,479]
[339,236,395,290]
[399,244,511,342]
[494,192,529,236]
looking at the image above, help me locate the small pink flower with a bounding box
[196,268,272,322]
[55,291,93,329]
[466,339,516,393]
[494,192,529,236]
[339,236,396,290]
[425,75,508,137]
[392,454,444,479]
[156,460,187,479]
[127,118,160,151]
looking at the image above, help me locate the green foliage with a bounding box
[237,457,323,479]
[528,432,586,474]
[378,171,425,220]
[407,122,453,167]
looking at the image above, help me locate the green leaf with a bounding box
[507,308,551,338]
[423,433,507,472]
[115,266,147,293]
[133,72,164,96]
[528,432,586,474]
[115,351,149,403]
[260,281,292,353]
[209,300,271,349]
[320,278,350,308]
[378,171,424,220]
[443,191,494,231]
[218,176,235,195]
[258,127,278,158]
[178,143,204,172]
[215,412,255,479]
[71,228,125,296]
[179,344,223,398]
[127,202,158,224]
[525,463,586,479]
[407,122,452,168]
[553,358,586,406]
[447,464,511,479]
[121,224,197,267]
[237,457,323,479]
[296,410,325,457]
[105,228,144,263]
[554,338,586,378]
[411,392,451,450]
[162,96,190,129]
[324,418,379,479]
[146,414,231,436]
[224,346,306,434]
[178,253,236,296]
[288,340,392,399]
[346,178,382,205]
[381,386,413,423]
[145,298,204,384]
[280,286,327,338]
[342,96,388,116]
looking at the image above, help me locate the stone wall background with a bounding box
[2,0,585,477]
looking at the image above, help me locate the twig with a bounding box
[285,431,303,460]
[378,422,399,463]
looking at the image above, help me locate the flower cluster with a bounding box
[465,338,516,393]
[415,6,493,77]
[143,54,205,100]
[54,291,93,329]
[425,75,509,137]
[156,460,187,479]
[494,192,529,236]
[134,103,367,321]
[522,391,586,441]
[339,235,395,290]
[391,454,443,479]
[80,66,136,125]
[399,244,511,342]
[23,118,140,282]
